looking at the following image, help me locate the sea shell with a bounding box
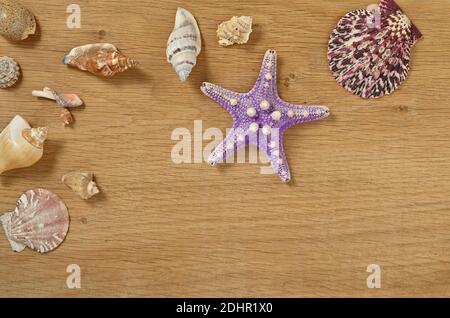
[0,189,69,253]
[60,108,74,127]
[0,0,36,41]
[63,43,138,77]
[62,171,100,200]
[0,115,48,174]
[32,87,84,108]
[328,0,422,99]
[167,7,202,81]
[0,56,20,89]
[217,16,253,46]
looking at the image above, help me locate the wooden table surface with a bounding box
[0,0,449,298]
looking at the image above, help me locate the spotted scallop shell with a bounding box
[0,56,20,89]
[328,0,422,99]
[0,189,69,253]
[166,7,202,81]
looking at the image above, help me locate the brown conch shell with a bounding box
[63,43,138,77]
[0,56,21,89]
[217,16,253,46]
[0,115,48,174]
[0,189,69,253]
[32,87,83,108]
[0,0,36,41]
[62,171,100,200]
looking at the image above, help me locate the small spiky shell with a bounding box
[217,16,253,46]
[0,0,36,41]
[167,7,202,81]
[62,171,100,200]
[328,0,422,99]
[0,189,69,253]
[22,127,48,148]
[0,56,20,89]
[63,43,138,77]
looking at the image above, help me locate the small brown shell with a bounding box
[0,189,69,253]
[62,171,100,200]
[0,0,36,41]
[0,56,20,89]
[60,108,74,126]
[63,43,138,77]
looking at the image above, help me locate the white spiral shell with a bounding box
[166,7,201,81]
[0,189,69,253]
[0,56,20,89]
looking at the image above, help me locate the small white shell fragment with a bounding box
[32,87,84,108]
[62,171,100,200]
[217,16,253,47]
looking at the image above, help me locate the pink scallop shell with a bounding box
[1,189,69,253]
[328,0,422,99]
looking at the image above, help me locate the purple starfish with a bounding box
[201,49,330,182]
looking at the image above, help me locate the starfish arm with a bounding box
[276,99,330,129]
[201,82,246,115]
[249,131,291,183]
[251,49,279,94]
[208,128,248,165]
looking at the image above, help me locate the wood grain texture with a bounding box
[0,0,449,297]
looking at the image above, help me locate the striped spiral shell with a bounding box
[0,56,20,88]
[0,189,69,253]
[63,43,138,78]
[167,7,202,81]
[328,0,422,99]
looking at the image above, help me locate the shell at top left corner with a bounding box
[0,0,36,41]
